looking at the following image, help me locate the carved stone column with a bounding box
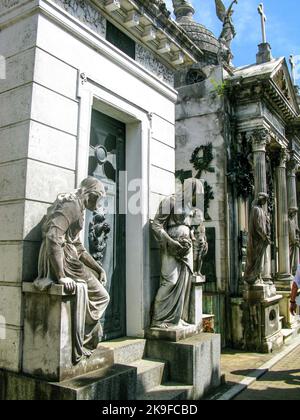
[275,148,293,285]
[248,128,271,280]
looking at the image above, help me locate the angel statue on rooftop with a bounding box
[215,0,238,65]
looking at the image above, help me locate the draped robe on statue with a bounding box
[244,201,270,285]
[34,193,109,363]
[151,196,195,327]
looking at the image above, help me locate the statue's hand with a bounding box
[98,268,107,286]
[58,277,76,293]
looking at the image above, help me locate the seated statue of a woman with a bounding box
[151,178,204,329]
[34,177,110,363]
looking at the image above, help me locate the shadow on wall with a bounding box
[22,212,49,282]
[148,222,161,327]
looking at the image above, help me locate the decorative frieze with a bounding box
[0,0,20,10]
[135,44,174,86]
[52,0,106,37]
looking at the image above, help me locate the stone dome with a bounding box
[178,17,220,56]
[172,1,220,62]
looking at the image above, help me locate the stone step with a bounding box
[100,337,147,364]
[136,382,193,401]
[128,359,168,395]
[55,364,137,400]
[282,329,294,344]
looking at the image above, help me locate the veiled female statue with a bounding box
[244,192,271,285]
[288,207,300,275]
[151,178,205,328]
[34,177,110,363]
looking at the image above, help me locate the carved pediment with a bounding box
[272,68,293,105]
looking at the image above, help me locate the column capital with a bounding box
[275,147,289,169]
[287,157,298,176]
[247,128,271,152]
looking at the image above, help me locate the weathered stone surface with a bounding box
[34,48,78,100]
[0,202,24,241]
[0,122,30,164]
[22,283,113,382]
[0,14,37,57]
[25,160,75,203]
[0,326,22,372]
[31,84,78,135]
[0,286,22,326]
[28,121,76,170]
[146,325,197,342]
[100,338,147,364]
[146,333,221,399]
[0,160,26,202]
[0,49,35,95]
[0,85,32,128]
[0,364,137,400]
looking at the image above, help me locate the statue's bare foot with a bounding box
[152,322,170,329]
[179,319,190,327]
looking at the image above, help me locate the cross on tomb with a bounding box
[258,3,267,44]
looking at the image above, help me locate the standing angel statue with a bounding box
[215,0,238,64]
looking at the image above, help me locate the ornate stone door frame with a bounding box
[76,73,151,338]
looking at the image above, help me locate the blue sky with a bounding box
[165,0,300,83]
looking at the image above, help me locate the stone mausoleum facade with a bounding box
[0,0,299,400]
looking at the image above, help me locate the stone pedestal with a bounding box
[242,283,283,353]
[146,325,197,342]
[278,290,300,329]
[146,333,221,400]
[189,275,205,329]
[256,43,273,64]
[22,283,114,382]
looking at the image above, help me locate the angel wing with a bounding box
[215,0,226,22]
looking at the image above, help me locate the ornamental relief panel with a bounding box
[0,0,21,11]
[136,44,174,86]
[52,0,106,37]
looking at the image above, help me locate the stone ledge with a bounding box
[146,325,197,342]
[0,364,137,400]
[22,281,76,296]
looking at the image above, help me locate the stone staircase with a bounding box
[101,338,194,400]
